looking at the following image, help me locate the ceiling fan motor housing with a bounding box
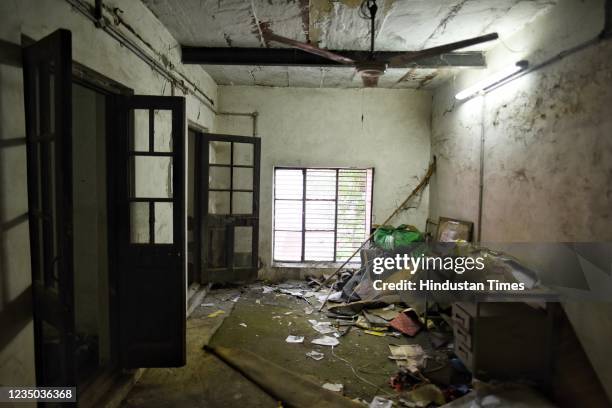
[356,61,387,76]
[356,61,387,86]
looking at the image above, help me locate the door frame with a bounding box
[189,127,204,286]
[70,61,133,388]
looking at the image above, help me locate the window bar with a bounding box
[333,168,339,262]
[301,168,306,262]
[229,142,234,214]
[148,109,154,152]
[149,201,155,244]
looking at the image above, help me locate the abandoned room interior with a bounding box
[1,0,612,407]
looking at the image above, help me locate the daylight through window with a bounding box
[273,167,373,263]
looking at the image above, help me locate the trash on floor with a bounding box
[403,383,446,406]
[207,310,225,318]
[389,309,422,336]
[286,335,305,343]
[239,323,248,328]
[369,396,393,408]
[356,315,388,332]
[388,344,426,372]
[364,330,386,337]
[309,320,337,335]
[439,382,558,407]
[306,350,325,361]
[368,306,399,321]
[322,383,344,393]
[311,336,340,347]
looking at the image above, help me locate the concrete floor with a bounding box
[121,282,429,407]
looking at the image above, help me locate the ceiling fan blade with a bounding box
[388,33,499,68]
[260,23,355,66]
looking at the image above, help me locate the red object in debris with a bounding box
[389,309,422,336]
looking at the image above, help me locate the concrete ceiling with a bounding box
[143,0,556,89]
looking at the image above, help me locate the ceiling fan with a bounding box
[260,0,499,87]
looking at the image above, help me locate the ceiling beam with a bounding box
[181,46,486,68]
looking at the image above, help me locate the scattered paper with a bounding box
[304,306,314,315]
[388,344,425,373]
[308,320,337,335]
[306,350,324,361]
[262,286,275,294]
[314,292,332,304]
[369,396,393,408]
[255,299,261,304]
[207,310,225,318]
[200,303,215,307]
[285,335,305,343]
[311,336,339,347]
[239,323,248,328]
[327,291,344,303]
[322,383,343,393]
[231,296,240,303]
[280,288,304,297]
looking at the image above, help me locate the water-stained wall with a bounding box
[430,0,612,399]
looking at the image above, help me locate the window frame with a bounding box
[272,166,374,265]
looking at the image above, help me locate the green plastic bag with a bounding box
[373,224,423,250]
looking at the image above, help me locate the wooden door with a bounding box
[115,95,186,368]
[200,134,260,283]
[23,29,76,387]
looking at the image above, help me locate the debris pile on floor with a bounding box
[200,225,557,407]
[250,275,474,406]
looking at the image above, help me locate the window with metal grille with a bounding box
[273,167,373,263]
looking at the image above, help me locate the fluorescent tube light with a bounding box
[455,60,528,100]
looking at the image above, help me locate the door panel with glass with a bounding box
[201,134,260,283]
[115,96,186,368]
[23,28,76,389]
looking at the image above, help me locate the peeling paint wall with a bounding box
[217,86,431,281]
[0,0,217,392]
[430,0,612,399]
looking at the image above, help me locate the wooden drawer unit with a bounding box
[452,302,551,383]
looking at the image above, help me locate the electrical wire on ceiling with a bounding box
[358,0,378,20]
[359,0,378,55]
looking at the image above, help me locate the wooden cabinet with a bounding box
[452,302,552,383]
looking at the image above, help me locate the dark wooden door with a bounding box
[23,29,76,387]
[200,134,260,283]
[115,95,186,368]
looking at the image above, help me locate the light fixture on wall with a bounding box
[455,60,529,101]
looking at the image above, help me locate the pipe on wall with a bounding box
[65,0,217,113]
[477,97,485,242]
